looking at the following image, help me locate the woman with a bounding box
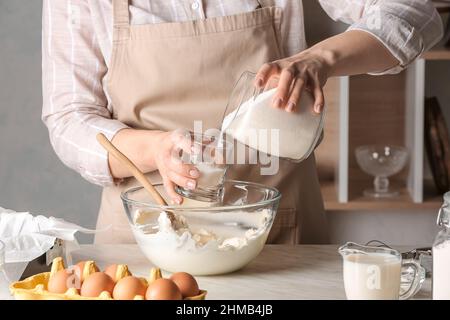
[42,0,443,244]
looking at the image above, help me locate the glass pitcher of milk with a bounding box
[339,242,425,300]
[221,71,325,162]
[433,191,450,300]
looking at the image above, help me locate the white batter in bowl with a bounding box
[121,180,281,275]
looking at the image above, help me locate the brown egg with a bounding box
[104,264,118,280]
[48,269,81,294]
[80,272,115,297]
[145,279,182,300]
[170,272,199,297]
[113,276,147,300]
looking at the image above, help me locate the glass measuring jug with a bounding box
[221,71,325,162]
[339,242,425,300]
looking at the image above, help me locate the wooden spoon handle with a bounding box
[96,133,168,206]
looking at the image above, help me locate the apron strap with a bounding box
[112,0,130,41]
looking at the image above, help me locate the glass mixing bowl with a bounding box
[121,180,281,275]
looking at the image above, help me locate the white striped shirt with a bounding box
[42,0,443,186]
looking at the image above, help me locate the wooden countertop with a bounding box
[70,244,432,300]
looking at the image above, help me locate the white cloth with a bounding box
[41,0,444,186]
[0,208,96,281]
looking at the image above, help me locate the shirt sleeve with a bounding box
[318,0,444,74]
[42,0,128,186]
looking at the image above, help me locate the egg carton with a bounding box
[10,257,207,300]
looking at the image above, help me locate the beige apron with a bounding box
[95,0,328,244]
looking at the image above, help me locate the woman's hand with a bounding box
[153,131,199,204]
[109,128,199,204]
[255,30,402,114]
[255,48,335,114]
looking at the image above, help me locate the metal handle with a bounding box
[365,240,392,248]
[399,260,425,300]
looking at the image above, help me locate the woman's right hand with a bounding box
[109,128,199,204]
[153,130,200,204]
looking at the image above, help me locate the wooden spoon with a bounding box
[96,133,168,206]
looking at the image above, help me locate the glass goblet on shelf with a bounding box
[355,145,409,198]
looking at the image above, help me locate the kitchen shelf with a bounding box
[316,57,448,211]
[315,3,450,211]
[422,46,450,60]
[421,35,450,60]
[322,180,441,211]
[434,1,450,13]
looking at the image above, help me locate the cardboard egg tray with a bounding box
[10,257,207,300]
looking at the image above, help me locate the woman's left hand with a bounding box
[255,49,334,114]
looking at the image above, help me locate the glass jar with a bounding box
[432,191,450,300]
[221,71,325,162]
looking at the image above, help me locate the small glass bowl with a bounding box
[121,180,281,275]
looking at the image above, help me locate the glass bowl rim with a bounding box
[355,144,408,154]
[121,179,281,212]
